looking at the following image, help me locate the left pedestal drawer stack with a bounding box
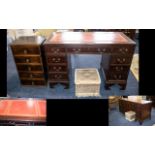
[10,36,46,86]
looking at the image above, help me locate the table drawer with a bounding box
[17,65,43,72]
[47,55,67,63]
[48,65,68,72]
[110,66,129,73]
[15,56,41,64]
[11,46,40,55]
[48,73,68,80]
[44,46,65,54]
[105,71,128,80]
[110,56,132,64]
[19,72,44,78]
[67,47,82,53]
[21,80,46,85]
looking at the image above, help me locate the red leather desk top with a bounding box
[45,32,135,44]
[0,99,46,122]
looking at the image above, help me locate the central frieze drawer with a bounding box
[44,46,66,54]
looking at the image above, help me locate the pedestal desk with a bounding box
[119,98,152,124]
[43,32,136,89]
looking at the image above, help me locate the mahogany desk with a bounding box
[0,99,46,126]
[43,32,136,89]
[119,98,152,124]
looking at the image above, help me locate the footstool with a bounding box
[74,68,101,97]
[125,111,136,122]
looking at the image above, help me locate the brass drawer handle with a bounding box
[117,58,120,62]
[26,59,30,62]
[28,67,31,71]
[53,66,62,71]
[51,48,60,53]
[30,74,33,78]
[97,48,100,52]
[115,67,124,71]
[72,48,80,51]
[56,58,61,62]
[53,66,56,70]
[57,67,62,71]
[102,48,106,52]
[113,75,121,79]
[24,49,27,54]
[114,75,117,79]
[55,75,61,79]
[32,81,34,85]
[116,67,119,71]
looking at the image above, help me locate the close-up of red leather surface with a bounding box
[0,99,46,121]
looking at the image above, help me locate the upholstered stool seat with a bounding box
[75,68,101,97]
[125,111,136,122]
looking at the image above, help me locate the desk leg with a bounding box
[139,121,143,125]
[105,84,110,90]
[49,82,69,89]
[64,83,69,89]
[120,83,127,90]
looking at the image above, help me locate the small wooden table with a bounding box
[119,98,152,124]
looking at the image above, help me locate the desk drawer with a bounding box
[48,73,68,80]
[17,65,43,72]
[47,55,67,63]
[19,72,44,79]
[21,80,46,85]
[110,66,129,73]
[67,47,82,53]
[44,46,65,54]
[67,47,97,53]
[48,65,68,72]
[11,46,40,55]
[110,56,132,65]
[15,56,41,64]
[105,71,128,80]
